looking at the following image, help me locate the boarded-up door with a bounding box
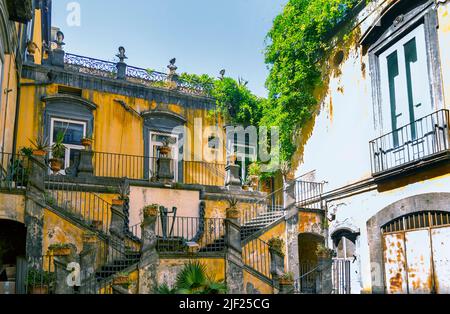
[382,212,450,294]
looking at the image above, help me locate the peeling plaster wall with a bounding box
[243,269,273,294]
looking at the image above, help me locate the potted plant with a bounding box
[228,153,237,165]
[113,272,130,287]
[158,137,175,156]
[225,194,239,219]
[49,131,66,173]
[48,243,72,256]
[90,220,103,231]
[113,180,130,206]
[268,237,285,257]
[29,135,50,157]
[26,267,55,294]
[316,243,334,259]
[142,204,159,218]
[247,163,261,191]
[279,272,294,286]
[26,41,38,55]
[81,130,93,148]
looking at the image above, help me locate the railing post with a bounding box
[316,256,333,294]
[157,157,174,183]
[77,150,94,178]
[25,155,47,266]
[80,232,99,294]
[51,30,65,67]
[109,200,126,253]
[51,244,78,294]
[225,163,242,190]
[225,206,244,294]
[116,46,128,80]
[138,206,159,294]
[268,247,285,293]
[284,179,296,211]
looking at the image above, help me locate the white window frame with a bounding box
[149,131,179,181]
[50,117,87,173]
[378,23,432,135]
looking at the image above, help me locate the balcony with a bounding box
[63,53,212,97]
[55,151,226,187]
[370,109,449,178]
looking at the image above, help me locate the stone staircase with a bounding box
[198,210,286,252]
[95,251,141,280]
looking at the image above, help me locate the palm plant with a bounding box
[155,261,227,294]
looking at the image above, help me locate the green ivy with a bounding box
[263,0,360,162]
[179,72,265,126]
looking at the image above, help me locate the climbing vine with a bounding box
[263,0,360,162]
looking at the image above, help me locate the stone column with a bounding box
[157,157,174,183]
[53,244,78,294]
[25,155,47,266]
[269,247,284,292]
[109,201,126,258]
[77,150,94,178]
[225,207,244,294]
[285,213,300,285]
[116,62,127,80]
[138,206,159,294]
[225,164,241,190]
[80,233,99,294]
[283,179,296,210]
[316,256,333,294]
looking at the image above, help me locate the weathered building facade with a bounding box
[293,0,450,294]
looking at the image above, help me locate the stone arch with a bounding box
[366,192,450,293]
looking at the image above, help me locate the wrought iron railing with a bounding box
[64,53,212,96]
[44,174,111,234]
[242,238,272,280]
[0,152,29,190]
[92,151,226,186]
[155,216,225,254]
[295,180,324,210]
[370,109,449,175]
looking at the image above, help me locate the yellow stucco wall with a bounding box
[243,269,273,294]
[0,54,19,154]
[0,192,25,223]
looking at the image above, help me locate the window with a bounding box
[50,118,86,173]
[149,131,178,180]
[378,24,432,144]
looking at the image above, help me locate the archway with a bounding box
[298,233,325,293]
[0,219,27,294]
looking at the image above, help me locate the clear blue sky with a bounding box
[52,0,288,97]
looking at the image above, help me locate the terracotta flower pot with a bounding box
[113,276,129,286]
[112,199,125,206]
[143,205,159,218]
[158,146,171,156]
[32,150,47,157]
[50,247,71,256]
[49,158,63,173]
[30,285,49,295]
[5,265,16,281]
[81,138,93,147]
[91,220,103,231]
[226,207,240,219]
[27,42,38,54]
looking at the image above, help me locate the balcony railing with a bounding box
[92,151,226,186]
[370,109,450,175]
[155,216,225,254]
[64,53,212,97]
[295,180,324,210]
[242,238,272,280]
